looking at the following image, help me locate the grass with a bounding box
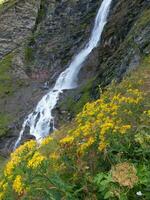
[0,156,7,176]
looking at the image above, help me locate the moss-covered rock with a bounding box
[0,54,14,97]
[92,0,150,93]
[0,114,11,137]
[0,0,40,58]
[60,78,95,116]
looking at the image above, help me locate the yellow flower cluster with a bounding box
[60,136,74,145]
[119,125,131,134]
[4,154,21,177]
[4,140,37,177]
[13,140,37,157]
[49,152,59,160]
[41,136,53,146]
[144,110,150,117]
[0,192,4,200]
[78,137,95,154]
[59,86,143,154]
[0,181,8,192]
[0,180,8,200]
[27,152,46,169]
[13,175,24,195]
[0,64,148,200]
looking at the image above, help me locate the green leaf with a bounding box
[104,191,112,199]
[120,193,128,200]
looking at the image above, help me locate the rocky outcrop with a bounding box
[0,0,103,155]
[0,0,40,59]
[94,0,150,85]
[24,0,102,83]
[56,0,150,124]
[79,0,150,83]
[0,0,41,155]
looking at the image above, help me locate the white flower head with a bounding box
[136,191,143,196]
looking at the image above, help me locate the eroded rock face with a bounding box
[0,0,40,59]
[81,0,150,85]
[95,0,150,84]
[25,0,102,83]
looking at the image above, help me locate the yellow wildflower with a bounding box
[0,181,8,193]
[78,137,95,153]
[4,156,21,177]
[49,152,59,160]
[113,94,121,101]
[119,125,131,134]
[41,136,53,146]
[27,152,46,169]
[60,136,74,145]
[0,192,4,200]
[101,122,114,135]
[144,110,150,117]
[11,140,37,158]
[13,175,24,195]
[2,183,8,191]
[0,180,4,188]
[98,141,107,152]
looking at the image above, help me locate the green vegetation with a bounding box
[0,0,17,13]
[0,56,149,200]
[0,114,11,137]
[61,78,95,116]
[24,47,34,64]
[36,0,46,24]
[126,8,150,48]
[0,156,6,176]
[0,0,5,4]
[0,53,22,138]
[132,8,150,34]
[0,54,14,97]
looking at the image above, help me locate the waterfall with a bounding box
[14,0,113,148]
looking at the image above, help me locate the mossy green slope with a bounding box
[0,54,14,137]
[0,54,14,97]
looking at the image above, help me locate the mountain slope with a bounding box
[0,56,149,199]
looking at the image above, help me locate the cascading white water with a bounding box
[14,0,113,148]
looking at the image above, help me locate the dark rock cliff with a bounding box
[0,0,149,155]
[56,0,150,124]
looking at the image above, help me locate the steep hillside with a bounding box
[59,0,150,119]
[0,56,149,199]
